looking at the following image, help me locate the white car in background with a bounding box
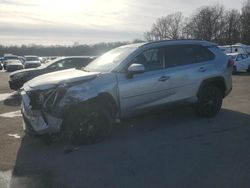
[227,53,250,73]
[24,55,41,69]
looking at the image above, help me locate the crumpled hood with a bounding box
[24,68,99,90]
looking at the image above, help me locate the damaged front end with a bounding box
[21,88,63,135]
[21,79,95,136]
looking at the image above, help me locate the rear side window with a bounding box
[164,44,215,68]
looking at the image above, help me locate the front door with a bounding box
[117,47,172,117]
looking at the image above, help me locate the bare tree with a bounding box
[144,12,184,41]
[241,0,250,44]
[223,9,241,44]
[184,5,226,42]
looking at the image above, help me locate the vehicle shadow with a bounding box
[3,92,21,106]
[9,108,250,188]
[233,71,250,76]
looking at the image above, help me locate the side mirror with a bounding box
[127,63,145,79]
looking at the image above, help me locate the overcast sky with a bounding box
[0,0,245,45]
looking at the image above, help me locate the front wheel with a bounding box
[62,103,113,145]
[195,85,223,118]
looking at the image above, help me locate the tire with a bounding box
[232,66,237,74]
[62,103,113,145]
[40,134,53,145]
[196,85,223,118]
[247,65,250,72]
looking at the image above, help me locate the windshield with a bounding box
[25,56,39,61]
[39,57,64,68]
[84,46,137,72]
[4,56,18,60]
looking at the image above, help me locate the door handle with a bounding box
[158,76,170,82]
[198,67,207,72]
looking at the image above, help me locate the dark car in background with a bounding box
[0,57,3,70]
[9,56,96,90]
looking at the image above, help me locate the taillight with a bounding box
[228,59,235,67]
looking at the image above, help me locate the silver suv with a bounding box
[21,40,232,145]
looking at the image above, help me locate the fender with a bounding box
[197,77,226,97]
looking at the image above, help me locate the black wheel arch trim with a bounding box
[197,77,227,98]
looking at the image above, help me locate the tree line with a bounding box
[144,1,250,45]
[0,42,131,57]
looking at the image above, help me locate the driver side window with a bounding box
[50,59,72,69]
[50,60,65,69]
[133,48,164,72]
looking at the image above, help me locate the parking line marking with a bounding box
[0,170,11,188]
[0,110,22,118]
[0,92,17,102]
[7,134,21,139]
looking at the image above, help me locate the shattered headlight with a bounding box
[42,83,71,116]
[43,79,95,117]
[27,90,47,110]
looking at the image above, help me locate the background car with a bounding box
[3,54,19,70]
[9,56,96,90]
[24,55,41,69]
[227,52,250,73]
[0,57,3,70]
[5,59,24,72]
[18,56,25,64]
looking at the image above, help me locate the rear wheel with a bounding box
[195,85,223,118]
[62,103,113,145]
[232,66,237,74]
[247,65,250,72]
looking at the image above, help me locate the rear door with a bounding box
[163,44,216,102]
[236,54,244,71]
[241,54,250,70]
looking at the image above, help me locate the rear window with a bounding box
[25,56,39,61]
[165,44,215,68]
[4,56,18,60]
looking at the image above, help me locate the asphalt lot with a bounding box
[0,70,250,188]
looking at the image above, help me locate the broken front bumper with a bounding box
[21,91,63,135]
